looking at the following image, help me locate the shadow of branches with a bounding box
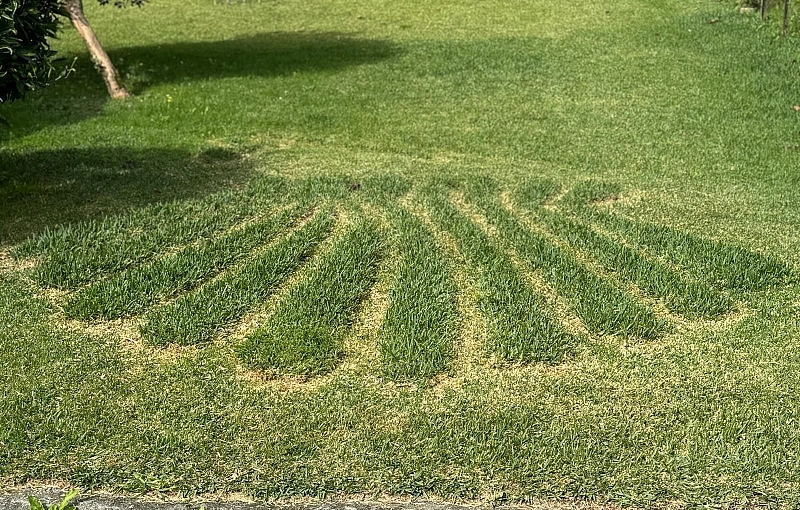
[0,32,398,138]
[0,146,254,246]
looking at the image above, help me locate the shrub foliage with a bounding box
[0,0,62,104]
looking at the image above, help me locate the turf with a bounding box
[377,206,459,381]
[513,179,734,319]
[465,181,667,339]
[422,183,575,364]
[237,218,384,376]
[63,204,306,320]
[2,0,800,507]
[140,209,335,346]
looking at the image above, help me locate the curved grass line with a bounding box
[598,214,793,292]
[140,209,336,346]
[465,183,666,339]
[63,204,309,321]
[512,181,732,319]
[29,181,291,289]
[560,180,794,292]
[421,186,574,364]
[237,219,385,376]
[377,205,459,381]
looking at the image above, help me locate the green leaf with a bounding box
[27,497,46,510]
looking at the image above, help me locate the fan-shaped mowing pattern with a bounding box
[13,175,793,381]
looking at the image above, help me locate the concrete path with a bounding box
[0,488,608,510]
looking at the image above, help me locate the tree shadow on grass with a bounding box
[114,31,399,93]
[0,146,255,247]
[0,32,398,139]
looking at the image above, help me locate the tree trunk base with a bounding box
[62,0,131,99]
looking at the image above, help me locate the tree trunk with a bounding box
[61,0,130,99]
[783,0,791,35]
[762,0,768,19]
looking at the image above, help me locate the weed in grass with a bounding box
[377,205,459,381]
[140,209,335,346]
[237,219,384,376]
[28,490,79,510]
[465,180,666,339]
[421,184,574,364]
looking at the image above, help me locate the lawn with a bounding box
[2,0,800,506]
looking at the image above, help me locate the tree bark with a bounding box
[61,0,130,99]
[783,0,790,35]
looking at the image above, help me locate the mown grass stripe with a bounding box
[465,184,666,339]
[28,182,291,289]
[13,176,294,260]
[544,213,732,319]
[561,180,794,291]
[421,186,573,364]
[21,175,358,290]
[63,205,308,321]
[236,219,384,376]
[601,215,792,292]
[377,206,459,381]
[513,180,733,319]
[139,210,335,346]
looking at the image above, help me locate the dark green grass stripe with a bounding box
[377,206,459,381]
[540,213,732,319]
[237,220,384,376]
[422,188,573,364]
[599,215,792,292]
[15,176,287,258]
[22,175,353,289]
[29,185,291,290]
[560,180,794,291]
[139,210,335,346]
[512,183,732,319]
[63,205,308,321]
[466,187,666,339]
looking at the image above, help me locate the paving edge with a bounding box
[0,488,611,510]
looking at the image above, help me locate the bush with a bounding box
[0,0,62,105]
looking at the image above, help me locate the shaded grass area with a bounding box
[20,177,289,289]
[237,219,384,376]
[422,184,574,364]
[465,182,666,339]
[377,206,459,381]
[514,179,734,319]
[0,147,255,247]
[140,210,335,346]
[114,32,399,96]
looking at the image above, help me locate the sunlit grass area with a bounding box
[2,0,800,507]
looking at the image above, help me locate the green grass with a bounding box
[513,179,734,319]
[25,177,289,289]
[422,184,575,363]
[140,210,335,346]
[63,204,307,320]
[465,181,667,339]
[2,0,800,507]
[560,180,794,291]
[237,219,384,376]
[377,206,459,381]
